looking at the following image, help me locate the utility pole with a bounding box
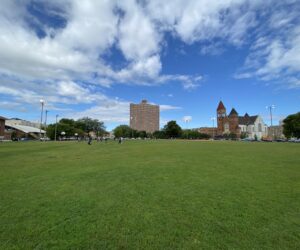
[39,99,44,139]
[266,105,275,138]
[211,117,216,139]
[55,114,59,141]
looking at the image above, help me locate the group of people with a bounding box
[87,136,123,145]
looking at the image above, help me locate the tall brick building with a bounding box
[130,100,159,133]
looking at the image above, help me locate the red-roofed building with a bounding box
[216,101,268,139]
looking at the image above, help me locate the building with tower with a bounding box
[130,100,159,133]
[216,101,268,139]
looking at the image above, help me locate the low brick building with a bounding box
[198,127,217,138]
[0,116,6,138]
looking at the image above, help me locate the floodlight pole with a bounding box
[55,114,59,141]
[44,110,48,127]
[39,99,44,139]
[266,105,275,139]
[44,110,48,140]
[211,117,216,139]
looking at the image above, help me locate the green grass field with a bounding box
[0,140,299,249]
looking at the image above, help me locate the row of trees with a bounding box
[113,121,211,139]
[44,112,300,140]
[46,117,106,140]
[283,112,300,139]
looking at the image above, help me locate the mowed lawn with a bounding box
[0,140,299,249]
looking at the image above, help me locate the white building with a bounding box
[6,118,40,128]
[239,113,268,139]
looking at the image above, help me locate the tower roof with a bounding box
[217,101,226,111]
[229,108,238,116]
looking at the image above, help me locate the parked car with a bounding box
[40,137,50,141]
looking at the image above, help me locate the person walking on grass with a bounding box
[88,135,92,145]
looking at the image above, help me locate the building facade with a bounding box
[130,100,159,133]
[0,116,6,138]
[217,101,268,139]
[198,127,217,137]
[268,125,285,139]
[5,118,40,128]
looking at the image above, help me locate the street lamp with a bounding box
[130,116,134,138]
[44,110,49,127]
[61,131,65,141]
[211,117,216,139]
[54,114,59,141]
[44,110,49,141]
[39,99,44,139]
[266,105,275,126]
[183,116,192,129]
[266,105,275,138]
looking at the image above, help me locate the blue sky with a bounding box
[0,0,299,131]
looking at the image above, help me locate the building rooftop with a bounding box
[229,108,238,116]
[5,124,45,134]
[238,115,258,125]
[217,101,226,111]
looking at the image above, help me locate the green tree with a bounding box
[153,130,166,139]
[75,117,106,134]
[113,125,132,138]
[283,112,300,138]
[240,132,248,139]
[163,121,182,138]
[229,132,237,140]
[138,130,147,139]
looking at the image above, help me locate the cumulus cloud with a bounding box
[0,0,299,125]
[234,1,300,88]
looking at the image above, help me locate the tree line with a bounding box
[46,117,106,140]
[45,112,300,140]
[114,120,211,139]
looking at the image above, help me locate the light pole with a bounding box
[266,105,275,138]
[266,105,275,126]
[183,116,192,129]
[130,116,134,138]
[44,110,48,127]
[39,99,44,139]
[211,117,216,139]
[61,131,65,141]
[54,114,59,141]
[44,110,48,140]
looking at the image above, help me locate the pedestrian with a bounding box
[118,137,122,144]
[88,135,92,145]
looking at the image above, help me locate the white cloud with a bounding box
[236,21,300,88]
[0,0,300,126]
[183,116,192,122]
[160,105,182,111]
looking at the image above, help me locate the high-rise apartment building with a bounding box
[130,100,159,133]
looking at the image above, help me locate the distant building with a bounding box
[5,123,46,140]
[217,101,268,139]
[268,125,285,139]
[198,127,217,137]
[0,116,6,138]
[130,100,159,133]
[6,118,40,128]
